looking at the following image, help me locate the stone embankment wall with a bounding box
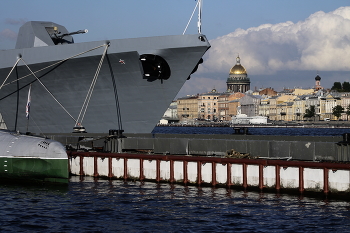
[107,134,348,162]
[48,132,350,162]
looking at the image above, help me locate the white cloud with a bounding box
[0,28,17,40]
[176,76,226,98]
[5,18,27,25]
[0,19,26,42]
[200,6,350,75]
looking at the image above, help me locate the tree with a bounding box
[346,105,350,121]
[332,105,344,120]
[331,82,342,91]
[304,105,316,120]
[343,82,350,92]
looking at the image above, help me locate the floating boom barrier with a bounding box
[68,151,350,195]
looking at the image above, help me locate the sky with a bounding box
[1,0,350,98]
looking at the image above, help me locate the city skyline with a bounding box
[178,5,350,98]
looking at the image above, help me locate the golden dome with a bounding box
[229,65,247,75]
[229,56,247,75]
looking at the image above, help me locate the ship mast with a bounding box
[183,0,203,35]
[198,0,202,34]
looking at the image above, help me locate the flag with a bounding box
[26,85,31,119]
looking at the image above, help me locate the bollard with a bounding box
[343,133,350,143]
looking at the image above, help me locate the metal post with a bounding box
[259,164,264,190]
[243,163,247,189]
[140,158,144,181]
[183,161,188,185]
[299,166,304,193]
[79,155,84,176]
[212,162,217,186]
[227,163,232,188]
[124,158,128,180]
[93,156,98,177]
[170,160,174,183]
[323,167,329,194]
[156,159,161,182]
[275,165,281,191]
[108,157,113,178]
[197,161,202,185]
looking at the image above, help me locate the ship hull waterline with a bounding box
[0,157,68,183]
[0,130,69,183]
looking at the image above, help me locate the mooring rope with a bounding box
[14,66,19,132]
[106,54,123,132]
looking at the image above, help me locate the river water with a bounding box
[1,177,350,232]
[1,127,350,232]
[153,126,350,137]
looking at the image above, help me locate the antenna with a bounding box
[183,0,203,35]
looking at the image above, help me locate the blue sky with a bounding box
[1,0,350,97]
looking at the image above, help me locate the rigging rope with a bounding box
[183,0,199,35]
[0,57,21,90]
[75,44,109,127]
[20,58,77,122]
[0,43,112,131]
[1,44,106,88]
[29,115,45,137]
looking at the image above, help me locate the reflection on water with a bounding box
[1,177,350,232]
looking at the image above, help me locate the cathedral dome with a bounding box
[226,55,250,93]
[229,56,247,75]
[229,65,247,75]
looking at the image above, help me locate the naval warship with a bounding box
[0,8,210,134]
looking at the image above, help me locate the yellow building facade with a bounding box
[177,96,199,121]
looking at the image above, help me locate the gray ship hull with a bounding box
[0,130,68,182]
[0,31,210,134]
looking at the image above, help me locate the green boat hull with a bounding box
[0,157,68,183]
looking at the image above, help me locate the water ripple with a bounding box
[1,179,350,232]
